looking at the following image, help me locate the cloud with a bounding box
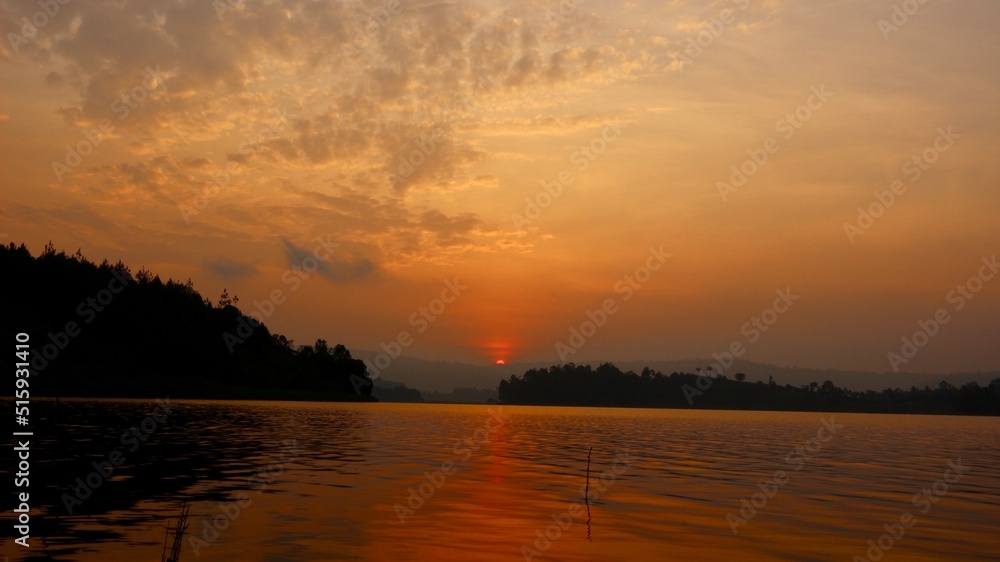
[44,71,65,87]
[83,155,201,205]
[204,259,259,279]
[419,209,484,247]
[280,237,378,283]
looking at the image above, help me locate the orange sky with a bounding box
[2,0,998,373]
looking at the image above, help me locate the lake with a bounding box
[2,400,998,561]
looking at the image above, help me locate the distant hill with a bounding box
[422,387,497,404]
[371,378,497,404]
[353,352,998,394]
[354,351,518,393]
[372,379,423,402]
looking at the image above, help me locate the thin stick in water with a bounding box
[585,446,593,541]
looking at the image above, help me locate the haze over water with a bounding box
[3,400,997,561]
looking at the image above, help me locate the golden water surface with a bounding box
[2,400,997,561]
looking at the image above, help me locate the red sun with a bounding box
[495,359,506,365]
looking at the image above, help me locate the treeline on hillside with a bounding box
[1,242,373,400]
[498,363,1000,415]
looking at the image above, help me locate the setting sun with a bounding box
[495,359,506,365]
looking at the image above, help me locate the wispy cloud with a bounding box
[204,259,259,279]
[281,237,378,283]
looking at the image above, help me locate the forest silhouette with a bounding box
[2,242,372,400]
[499,363,1000,415]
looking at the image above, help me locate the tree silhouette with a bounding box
[218,288,239,308]
[496,360,999,414]
[0,241,372,401]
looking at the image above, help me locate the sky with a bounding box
[1,0,998,374]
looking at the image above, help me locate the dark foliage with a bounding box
[498,363,1000,415]
[1,242,372,400]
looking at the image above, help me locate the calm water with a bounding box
[2,400,998,561]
